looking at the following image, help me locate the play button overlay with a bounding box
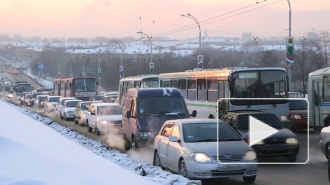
[249,116,279,146]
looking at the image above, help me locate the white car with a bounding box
[57,97,76,118]
[85,103,122,135]
[74,101,93,125]
[35,95,48,109]
[60,100,82,121]
[320,126,330,159]
[44,96,62,112]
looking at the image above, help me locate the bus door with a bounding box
[312,80,322,129]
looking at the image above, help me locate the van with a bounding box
[122,88,196,149]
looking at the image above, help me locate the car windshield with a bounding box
[33,93,43,98]
[66,101,80,107]
[39,96,47,101]
[74,78,96,92]
[138,97,186,115]
[61,99,74,105]
[289,100,307,110]
[49,97,61,102]
[81,103,92,110]
[237,113,284,130]
[26,95,31,98]
[183,122,241,143]
[97,105,122,115]
[93,95,103,100]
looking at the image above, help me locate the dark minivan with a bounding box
[221,110,300,162]
[122,88,196,149]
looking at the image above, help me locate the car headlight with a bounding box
[100,120,108,124]
[290,115,301,119]
[286,138,298,144]
[244,151,257,161]
[255,140,264,145]
[140,132,152,138]
[280,116,288,121]
[191,153,211,162]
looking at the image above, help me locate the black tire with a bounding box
[87,120,92,132]
[124,136,131,151]
[179,159,188,178]
[74,119,78,125]
[95,125,101,135]
[131,136,138,149]
[286,154,297,162]
[243,175,256,184]
[153,151,162,167]
[60,112,63,119]
[325,118,330,127]
[326,143,330,159]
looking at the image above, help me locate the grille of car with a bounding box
[210,170,245,176]
[212,154,243,162]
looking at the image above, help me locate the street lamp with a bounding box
[110,40,125,78]
[137,31,154,74]
[181,13,202,69]
[287,0,292,91]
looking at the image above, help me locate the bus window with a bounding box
[134,81,141,88]
[323,76,330,101]
[171,80,178,88]
[207,79,218,102]
[197,79,207,101]
[161,80,171,87]
[178,79,187,99]
[187,80,196,101]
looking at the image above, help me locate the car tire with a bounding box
[286,154,297,162]
[87,120,92,132]
[95,126,101,135]
[60,112,63,119]
[243,175,256,184]
[326,143,330,159]
[153,151,162,167]
[131,136,138,149]
[74,118,79,125]
[179,159,188,178]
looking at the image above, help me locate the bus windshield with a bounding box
[138,97,187,115]
[16,84,33,93]
[73,78,96,92]
[231,70,288,105]
[141,79,159,88]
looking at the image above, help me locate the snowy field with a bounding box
[0,99,199,185]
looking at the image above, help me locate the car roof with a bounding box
[224,110,273,115]
[169,118,218,125]
[126,88,182,98]
[65,100,82,103]
[91,103,120,107]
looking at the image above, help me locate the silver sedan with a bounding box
[320,125,330,158]
[153,119,258,184]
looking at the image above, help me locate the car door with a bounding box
[166,123,183,172]
[157,122,173,168]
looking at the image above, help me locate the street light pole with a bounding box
[137,31,154,73]
[110,40,125,78]
[182,13,202,69]
[287,0,292,91]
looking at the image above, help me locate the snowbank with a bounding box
[0,99,199,185]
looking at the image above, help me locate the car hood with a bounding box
[289,110,307,115]
[240,128,297,143]
[64,107,75,112]
[97,114,122,122]
[138,114,188,134]
[185,141,251,157]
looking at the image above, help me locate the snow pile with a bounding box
[0,99,200,185]
[24,68,54,88]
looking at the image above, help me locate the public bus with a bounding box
[54,77,97,100]
[117,74,159,105]
[13,82,34,94]
[159,67,289,124]
[308,67,330,130]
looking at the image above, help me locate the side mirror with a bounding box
[169,136,179,142]
[190,110,197,117]
[126,110,131,119]
[91,112,95,116]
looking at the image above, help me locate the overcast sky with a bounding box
[0,0,329,40]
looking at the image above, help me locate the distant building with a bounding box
[242,32,252,42]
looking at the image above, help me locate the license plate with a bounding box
[218,164,243,171]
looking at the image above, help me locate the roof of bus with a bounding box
[309,67,330,76]
[159,67,285,79]
[54,77,96,81]
[120,74,159,81]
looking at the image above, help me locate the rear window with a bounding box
[289,100,307,110]
[66,101,80,107]
[49,97,61,102]
[97,105,122,115]
[238,114,284,130]
[81,103,92,110]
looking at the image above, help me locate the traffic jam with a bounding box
[2,65,326,185]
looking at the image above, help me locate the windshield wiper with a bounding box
[194,139,218,142]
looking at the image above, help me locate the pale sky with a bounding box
[0,0,329,39]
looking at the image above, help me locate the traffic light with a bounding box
[197,55,203,69]
[149,63,154,74]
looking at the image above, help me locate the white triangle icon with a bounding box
[249,116,279,146]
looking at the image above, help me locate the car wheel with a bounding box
[153,151,161,167]
[286,154,297,162]
[131,136,138,149]
[95,124,101,135]
[179,159,188,178]
[87,120,92,132]
[326,143,330,159]
[243,175,256,184]
[74,118,79,125]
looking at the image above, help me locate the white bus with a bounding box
[54,77,97,101]
[308,67,330,130]
[117,74,159,105]
[159,67,289,124]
